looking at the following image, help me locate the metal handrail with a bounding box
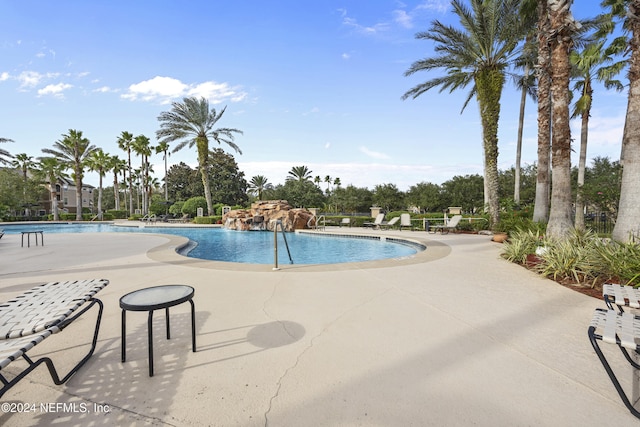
[273,220,293,270]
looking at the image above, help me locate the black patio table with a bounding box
[120,285,196,377]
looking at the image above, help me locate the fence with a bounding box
[584,212,614,235]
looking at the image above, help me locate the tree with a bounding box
[11,153,36,215]
[109,155,127,211]
[544,0,581,239]
[580,156,621,217]
[272,180,325,208]
[532,0,553,223]
[157,97,243,216]
[329,185,373,214]
[0,138,14,165]
[604,0,640,242]
[206,148,248,206]
[405,182,443,213]
[42,129,97,220]
[324,175,332,193]
[287,165,313,181]
[86,149,112,220]
[132,134,152,215]
[249,175,272,200]
[117,131,135,215]
[36,156,68,220]
[373,183,405,212]
[155,140,170,204]
[440,174,485,213]
[166,162,202,202]
[403,0,524,228]
[333,177,341,188]
[571,38,625,230]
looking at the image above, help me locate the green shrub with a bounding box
[592,240,640,286]
[193,216,222,224]
[107,209,128,219]
[181,197,207,217]
[501,229,547,264]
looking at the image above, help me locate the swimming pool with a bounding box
[1,223,424,265]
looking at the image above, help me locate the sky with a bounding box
[0,1,625,191]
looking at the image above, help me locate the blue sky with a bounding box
[0,1,624,191]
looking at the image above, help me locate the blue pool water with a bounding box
[1,223,423,265]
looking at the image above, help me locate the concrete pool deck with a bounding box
[0,224,638,426]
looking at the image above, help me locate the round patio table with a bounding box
[120,285,196,377]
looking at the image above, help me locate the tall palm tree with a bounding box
[155,140,170,203]
[287,165,313,181]
[117,131,135,215]
[11,153,35,181]
[86,149,112,220]
[12,153,36,216]
[0,137,14,165]
[532,0,553,223]
[609,0,640,241]
[132,135,152,215]
[42,129,97,220]
[36,156,68,221]
[402,0,524,228]
[324,175,332,193]
[248,175,272,200]
[109,155,127,211]
[156,97,243,216]
[333,177,341,188]
[545,0,582,239]
[571,39,625,230]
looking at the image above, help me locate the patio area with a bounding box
[0,226,637,426]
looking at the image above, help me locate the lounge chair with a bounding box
[0,229,3,239]
[430,215,462,234]
[0,279,108,398]
[380,216,400,230]
[339,218,351,227]
[363,213,385,228]
[399,214,413,231]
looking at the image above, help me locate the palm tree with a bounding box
[609,0,640,241]
[248,175,272,200]
[132,135,152,215]
[333,177,341,188]
[324,175,332,193]
[156,97,243,216]
[42,129,97,220]
[287,165,313,181]
[109,156,127,211]
[86,149,112,220]
[545,0,582,239]
[117,131,135,215]
[402,0,524,228]
[155,140,170,204]
[11,153,35,181]
[36,156,68,221]
[314,175,321,188]
[0,137,14,165]
[571,39,625,230]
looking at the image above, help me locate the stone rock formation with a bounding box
[222,200,316,231]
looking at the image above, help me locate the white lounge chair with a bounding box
[339,218,351,227]
[431,215,462,234]
[363,213,385,228]
[380,216,400,230]
[399,214,413,231]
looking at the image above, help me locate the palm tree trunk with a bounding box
[75,173,83,221]
[574,108,590,230]
[50,187,59,221]
[197,136,213,215]
[113,172,120,211]
[475,68,503,228]
[533,1,551,223]
[128,150,134,216]
[514,78,527,205]
[613,0,640,242]
[97,174,103,220]
[546,0,575,239]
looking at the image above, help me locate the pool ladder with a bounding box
[308,215,325,231]
[273,220,293,270]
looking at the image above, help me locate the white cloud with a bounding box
[0,72,9,81]
[393,10,413,28]
[93,86,115,93]
[341,52,351,60]
[325,142,331,149]
[416,0,449,13]
[340,10,390,35]
[360,146,390,160]
[37,83,73,97]
[17,71,44,88]
[122,76,247,105]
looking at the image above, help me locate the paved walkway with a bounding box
[0,225,637,426]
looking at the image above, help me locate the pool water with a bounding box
[1,223,423,265]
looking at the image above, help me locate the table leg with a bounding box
[27,234,30,247]
[121,309,126,362]
[21,233,24,247]
[165,307,170,339]
[190,299,196,352]
[148,310,154,377]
